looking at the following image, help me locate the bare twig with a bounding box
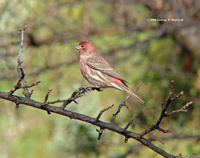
[17,25,31,98]
[111,95,131,124]
[17,25,27,67]
[172,91,184,101]
[7,68,25,96]
[7,68,40,97]
[123,113,137,131]
[44,89,53,103]
[42,89,53,115]
[34,85,100,110]
[15,103,19,110]
[124,104,132,112]
[148,133,165,145]
[20,81,41,89]
[133,83,142,93]
[96,104,114,121]
[96,128,103,140]
[124,137,129,143]
[168,80,175,99]
[111,83,142,124]
[23,89,34,97]
[39,85,99,110]
[140,80,192,137]
[61,85,101,109]
[165,101,193,116]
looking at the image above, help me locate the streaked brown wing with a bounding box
[86,57,128,84]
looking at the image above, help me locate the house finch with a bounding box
[75,41,145,104]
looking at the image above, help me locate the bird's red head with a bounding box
[75,41,96,55]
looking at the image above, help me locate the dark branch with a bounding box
[165,101,193,116]
[111,83,142,124]
[140,80,192,137]
[96,128,103,140]
[96,104,114,121]
[123,113,137,131]
[20,81,41,89]
[17,25,31,98]
[0,25,195,158]
[61,85,101,109]
[44,89,53,103]
[111,95,131,124]
[7,68,25,96]
[37,86,101,110]
[0,91,178,158]
[148,133,165,145]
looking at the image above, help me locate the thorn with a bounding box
[124,104,132,112]
[96,104,114,121]
[161,102,164,108]
[23,25,28,30]
[180,91,184,95]
[123,113,137,131]
[179,153,183,157]
[124,137,128,143]
[73,100,79,104]
[96,128,103,140]
[15,103,19,110]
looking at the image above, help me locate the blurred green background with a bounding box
[0,0,200,157]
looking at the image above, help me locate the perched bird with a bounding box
[75,41,145,104]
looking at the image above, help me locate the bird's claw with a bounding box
[92,87,102,92]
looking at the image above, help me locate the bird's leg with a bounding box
[91,87,102,92]
[81,85,102,92]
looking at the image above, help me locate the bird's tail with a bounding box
[111,82,145,104]
[125,88,145,104]
[119,84,145,104]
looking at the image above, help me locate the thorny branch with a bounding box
[96,104,114,121]
[111,83,142,124]
[8,68,25,96]
[61,86,101,109]
[0,25,194,158]
[17,25,32,98]
[96,128,103,140]
[140,80,193,137]
[44,89,52,103]
[8,25,41,109]
[165,101,193,116]
[40,86,101,110]
[123,113,137,131]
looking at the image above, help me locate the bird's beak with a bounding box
[75,45,81,50]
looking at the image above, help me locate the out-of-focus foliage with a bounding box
[0,0,200,157]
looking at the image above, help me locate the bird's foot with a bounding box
[81,85,102,92]
[91,87,102,92]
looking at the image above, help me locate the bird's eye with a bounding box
[81,45,84,48]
